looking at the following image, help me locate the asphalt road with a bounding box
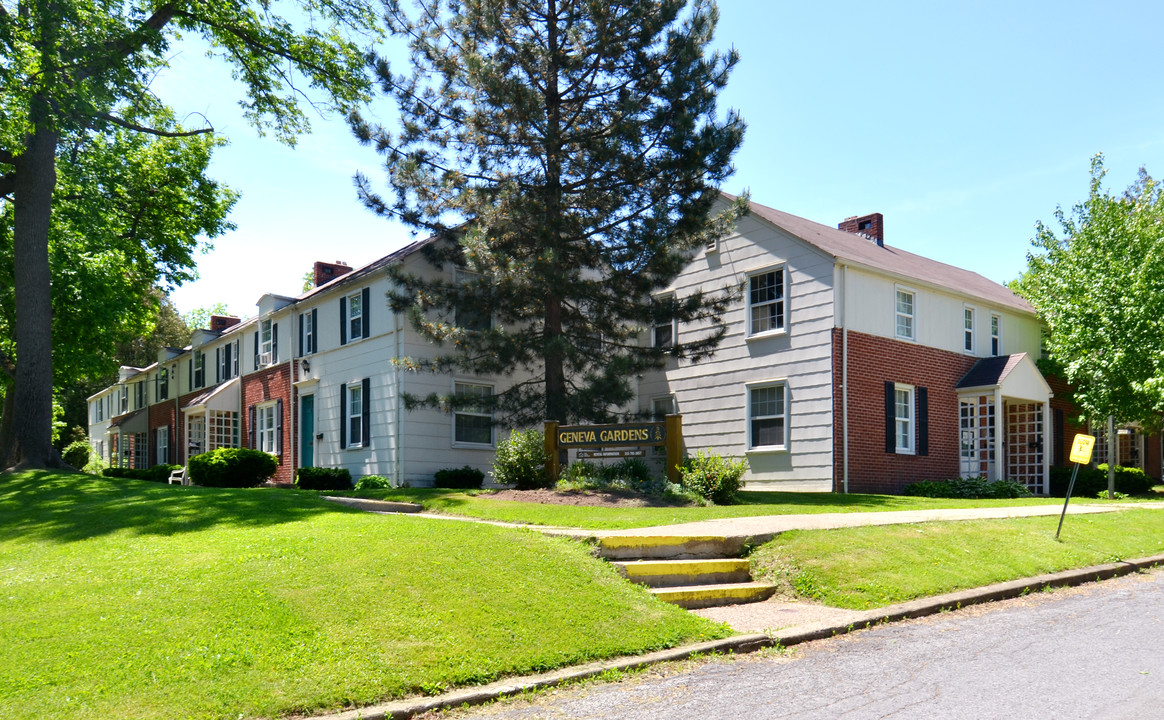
[430,569,1164,720]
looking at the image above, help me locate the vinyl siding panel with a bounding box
[640,213,836,490]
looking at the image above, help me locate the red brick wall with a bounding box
[241,364,296,483]
[148,401,179,466]
[832,329,979,494]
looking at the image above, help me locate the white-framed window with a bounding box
[990,314,1002,356]
[895,287,915,341]
[134,381,146,409]
[347,383,364,447]
[260,319,273,363]
[157,367,169,400]
[156,427,169,465]
[747,381,788,451]
[963,306,975,354]
[895,383,915,454]
[453,381,492,446]
[303,311,315,355]
[256,404,278,454]
[650,395,676,420]
[95,397,104,422]
[747,267,786,337]
[193,350,205,388]
[348,291,364,341]
[455,270,492,332]
[208,410,239,451]
[653,294,676,350]
[94,440,104,463]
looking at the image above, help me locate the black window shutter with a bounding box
[253,331,259,370]
[362,287,371,338]
[362,377,371,447]
[884,381,896,453]
[311,309,318,353]
[168,425,174,464]
[276,398,284,458]
[340,383,348,448]
[917,387,929,456]
[188,359,193,392]
[340,297,348,345]
[216,348,221,384]
[298,314,304,358]
[248,405,256,449]
[272,323,279,363]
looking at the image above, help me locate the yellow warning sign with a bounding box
[1069,434,1096,464]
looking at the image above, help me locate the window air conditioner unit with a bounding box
[258,352,272,366]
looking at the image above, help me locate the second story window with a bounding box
[963,307,975,353]
[157,368,169,401]
[747,268,785,336]
[341,288,370,345]
[349,292,364,340]
[260,319,273,362]
[193,350,205,388]
[134,381,146,409]
[991,314,1002,356]
[895,288,915,340]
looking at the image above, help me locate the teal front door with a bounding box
[300,395,315,468]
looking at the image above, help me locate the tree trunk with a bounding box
[9,102,60,470]
[541,0,567,424]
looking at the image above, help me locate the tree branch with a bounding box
[93,111,213,137]
[0,173,13,199]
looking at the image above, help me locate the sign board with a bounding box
[577,448,646,459]
[555,422,665,448]
[1069,434,1096,464]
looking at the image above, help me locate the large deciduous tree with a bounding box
[352,0,746,426]
[0,0,377,469]
[1016,155,1164,430]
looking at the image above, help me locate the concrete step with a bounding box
[612,558,752,588]
[595,534,747,560]
[650,581,778,609]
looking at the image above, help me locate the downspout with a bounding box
[289,306,297,481]
[839,263,850,494]
[394,307,404,486]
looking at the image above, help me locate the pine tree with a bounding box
[352,0,747,425]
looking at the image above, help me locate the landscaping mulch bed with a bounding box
[486,488,693,508]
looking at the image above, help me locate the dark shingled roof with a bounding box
[956,354,1028,389]
[728,194,1036,316]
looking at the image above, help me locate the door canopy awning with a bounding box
[108,408,148,433]
[956,352,1052,404]
[181,378,241,414]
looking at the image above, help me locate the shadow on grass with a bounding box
[0,470,350,544]
[736,490,920,509]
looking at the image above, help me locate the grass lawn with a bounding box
[751,507,1164,610]
[347,487,1067,530]
[0,471,727,720]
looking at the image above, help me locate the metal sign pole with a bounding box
[1057,433,1096,540]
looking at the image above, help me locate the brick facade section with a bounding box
[241,364,296,484]
[832,328,978,494]
[148,401,180,466]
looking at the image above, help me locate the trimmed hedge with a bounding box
[296,466,352,491]
[1049,464,1155,497]
[102,464,183,483]
[903,476,1032,499]
[434,465,485,489]
[189,449,277,488]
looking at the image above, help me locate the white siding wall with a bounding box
[639,213,836,490]
[839,266,1042,358]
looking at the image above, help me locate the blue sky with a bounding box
[162,0,1164,319]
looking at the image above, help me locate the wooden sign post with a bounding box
[1056,433,1096,539]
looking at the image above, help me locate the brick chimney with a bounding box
[313,261,353,288]
[209,315,241,333]
[838,213,884,247]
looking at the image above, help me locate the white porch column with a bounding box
[993,388,1005,482]
[1041,400,1051,495]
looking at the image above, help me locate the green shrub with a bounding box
[101,464,183,483]
[434,465,485,489]
[1049,464,1155,497]
[353,474,393,491]
[189,449,278,488]
[82,454,109,476]
[903,476,1032,499]
[556,458,679,497]
[492,429,551,490]
[678,449,747,505]
[62,440,91,469]
[295,466,352,491]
